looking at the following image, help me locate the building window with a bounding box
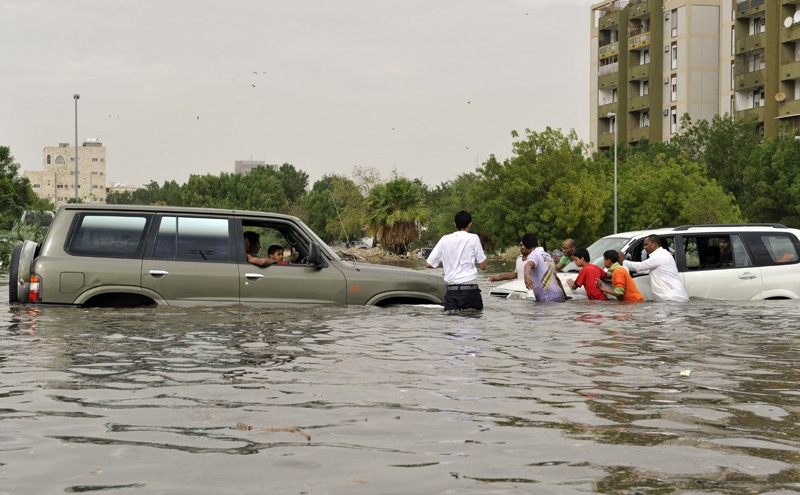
[671,10,677,38]
[33,184,40,188]
[730,95,735,116]
[641,80,650,96]
[670,107,678,134]
[731,61,735,90]
[752,17,765,35]
[731,26,735,56]
[671,42,678,70]
[46,155,51,165]
[92,158,98,162]
[640,111,650,128]
[55,155,65,165]
[640,48,650,65]
[671,75,678,101]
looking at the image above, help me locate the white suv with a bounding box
[490,224,800,301]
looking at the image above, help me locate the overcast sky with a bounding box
[1,0,596,189]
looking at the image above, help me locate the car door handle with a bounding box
[149,270,169,277]
[245,273,264,280]
[738,272,757,280]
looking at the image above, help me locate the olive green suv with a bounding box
[9,205,445,307]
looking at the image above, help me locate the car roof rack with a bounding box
[672,223,787,231]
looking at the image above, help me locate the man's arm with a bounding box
[489,271,516,282]
[523,260,535,289]
[621,249,663,273]
[247,253,274,267]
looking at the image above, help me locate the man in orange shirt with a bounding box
[596,249,645,302]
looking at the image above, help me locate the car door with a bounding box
[236,219,347,306]
[741,231,800,299]
[141,215,240,306]
[679,234,762,300]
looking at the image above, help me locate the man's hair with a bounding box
[574,248,591,262]
[454,210,472,230]
[646,234,661,246]
[521,233,538,249]
[562,238,576,249]
[603,249,618,262]
[267,245,283,256]
[243,231,260,245]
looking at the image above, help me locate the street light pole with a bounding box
[608,112,618,234]
[73,94,80,200]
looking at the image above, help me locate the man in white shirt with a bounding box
[619,234,689,302]
[489,234,534,284]
[426,210,488,311]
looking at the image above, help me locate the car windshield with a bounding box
[561,235,635,273]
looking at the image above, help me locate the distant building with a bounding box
[25,140,108,208]
[235,160,278,175]
[590,0,734,151]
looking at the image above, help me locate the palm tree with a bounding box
[366,178,429,255]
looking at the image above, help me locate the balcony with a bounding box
[781,22,800,43]
[780,60,800,80]
[599,72,619,89]
[738,106,765,122]
[735,70,765,89]
[597,132,616,149]
[599,102,618,116]
[629,32,651,50]
[736,0,766,13]
[599,42,620,60]
[777,99,800,118]
[628,0,651,19]
[629,127,650,142]
[736,32,766,54]
[598,10,620,30]
[599,62,619,77]
[628,95,651,112]
[629,63,650,81]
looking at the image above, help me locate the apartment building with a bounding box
[735,0,800,135]
[234,160,278,175]
[590,0,735,151]
[25,140,108,208]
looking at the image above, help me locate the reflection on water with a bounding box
[1,272,800,494]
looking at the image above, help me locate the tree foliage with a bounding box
[0,146,52,230]
[366,178,428,255]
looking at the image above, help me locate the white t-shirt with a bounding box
[623,247,689,302]
[427,230,487,285]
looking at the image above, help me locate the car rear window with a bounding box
[742,233,800,266]
[68,214,151,258]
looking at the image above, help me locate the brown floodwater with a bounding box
[1,263,799,494]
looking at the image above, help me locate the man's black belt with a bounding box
[447,284,480,291]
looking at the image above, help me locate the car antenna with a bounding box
[329,190,360,268]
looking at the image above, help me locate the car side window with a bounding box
[68,214,150,258]
[685,234,751,270]
[153,216,231,262]
[747,233,798,266]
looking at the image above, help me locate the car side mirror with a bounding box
[307,242,326,268]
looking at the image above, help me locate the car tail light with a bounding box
[29,274,41,303]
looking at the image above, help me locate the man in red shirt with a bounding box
[566,248,608,300]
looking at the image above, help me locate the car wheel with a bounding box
[8,243,22,304]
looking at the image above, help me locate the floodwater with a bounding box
[1,262,799,495]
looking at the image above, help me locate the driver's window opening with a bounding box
[241,223,305,265]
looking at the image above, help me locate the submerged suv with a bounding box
[9,205,445,307]
[490,224,800,301]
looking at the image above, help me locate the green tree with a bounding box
[472,127,607,251]
[739,133,800,226]
[0,146,52,229]
[303,175,365,243]
[618,152,743,230]
[366,178,428,255]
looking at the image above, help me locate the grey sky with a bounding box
[1,0,596,189]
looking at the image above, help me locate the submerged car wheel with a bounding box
[8,243,22,304]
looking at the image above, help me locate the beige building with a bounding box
[25,140,108,208]
[234,160,278,175]
[590,0,735,150]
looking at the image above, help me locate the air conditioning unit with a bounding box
[665,12,670,21]
[664,45,670,52]
[664,77,670,84]
[663,109,669,116]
